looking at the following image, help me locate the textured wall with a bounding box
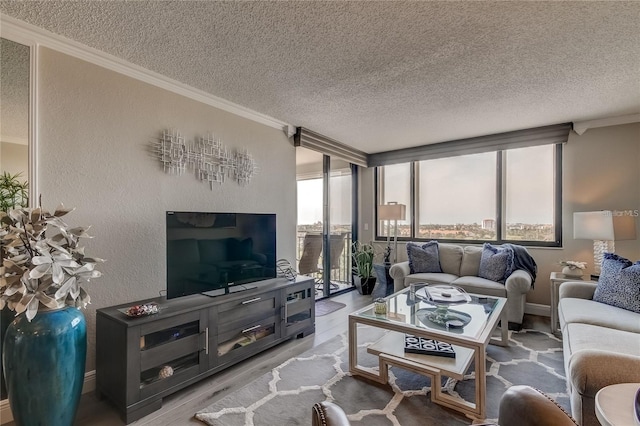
[37,48,296,372]
[359,123,640,306]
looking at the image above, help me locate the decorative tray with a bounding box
[118,303,160,318]
[414,285,471,305]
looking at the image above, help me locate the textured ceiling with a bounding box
[1,1,639,153]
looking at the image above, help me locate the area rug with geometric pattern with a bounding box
[195,325,568,425]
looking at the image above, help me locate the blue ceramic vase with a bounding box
[3,306,87,426]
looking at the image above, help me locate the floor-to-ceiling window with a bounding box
[376,144,562,246]
[296,147,355,298]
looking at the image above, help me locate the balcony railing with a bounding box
[296,231,352,292]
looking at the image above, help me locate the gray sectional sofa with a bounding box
[558,281,640,426]
[389,243,533,327]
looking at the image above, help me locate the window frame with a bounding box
[374,144,562,248]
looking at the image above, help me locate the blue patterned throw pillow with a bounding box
[478,243,514,283]
[407,241,442,274]
[593,253,640,313]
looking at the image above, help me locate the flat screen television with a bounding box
[166,211,276,299]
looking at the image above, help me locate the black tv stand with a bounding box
[96,277,315,423]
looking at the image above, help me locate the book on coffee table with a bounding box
[404,334,456,358]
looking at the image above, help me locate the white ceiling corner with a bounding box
[572,113,640,136]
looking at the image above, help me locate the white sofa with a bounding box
[558,281,640,426]
[389,243,533,327]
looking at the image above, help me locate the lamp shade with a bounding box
[573,211,614,240]
[378,203,406,221]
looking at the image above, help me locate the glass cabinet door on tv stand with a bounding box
[138,314,206,391]
[283,280,315,338]
[96,309,209,423]
[215,289,281,365]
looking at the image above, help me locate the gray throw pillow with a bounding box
[407,241,442,274]
[593,253,640,313]
[478,243,514,283]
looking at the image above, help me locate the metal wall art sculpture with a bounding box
[153,129,258,188]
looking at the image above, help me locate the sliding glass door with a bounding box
[328,157,353,295]
[296,147,355,298]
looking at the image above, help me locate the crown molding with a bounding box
[573,113,640,136]
[0,15,293,135]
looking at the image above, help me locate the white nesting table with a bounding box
[595,382,640,426]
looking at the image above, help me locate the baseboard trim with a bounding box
[525,302,550,317]
[0,370,96,424]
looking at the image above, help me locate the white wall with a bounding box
[0,142,28,176]
[359,122,640,306]
[37,48,297,371]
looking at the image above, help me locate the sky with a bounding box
[297,175,352,225]
[297,145,554,226]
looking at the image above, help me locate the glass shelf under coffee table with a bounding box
[348,286,508,422]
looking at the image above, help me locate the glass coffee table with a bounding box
[348,285,508,421]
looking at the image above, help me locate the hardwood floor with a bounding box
[4,292,551,426]
[75,290,370,426]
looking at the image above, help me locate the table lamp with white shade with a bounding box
[574,211,637,276]
[378,202,406,264]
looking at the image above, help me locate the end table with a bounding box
[595,382,640,426]
[549,272,596,334]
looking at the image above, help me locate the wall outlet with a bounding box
[364,223,369,230]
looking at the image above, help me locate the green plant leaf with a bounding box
[0,172,28,212]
